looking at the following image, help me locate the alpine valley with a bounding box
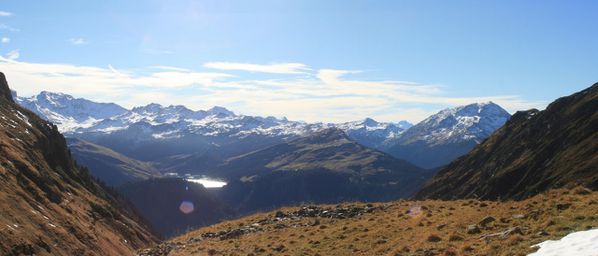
[8,84,513,238]
[2,73,596,255]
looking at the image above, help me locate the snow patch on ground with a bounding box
[528,229,598,256]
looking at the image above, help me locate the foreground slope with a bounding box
[213,129,431,214]
[0,73,157,255]
[416,83,598,200]
[141,187,598,256]
[67,138,161,187]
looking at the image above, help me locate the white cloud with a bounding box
[0,57,232,101]
[204,62,310,74]
[0,58,545,123]
[69,38,88,45]
[0,24,19,32]
[5,49,19,60]
[1,37,9,43]
[0,11,12,17]
[151,66,192,72]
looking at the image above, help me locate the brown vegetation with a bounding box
[141,188,597,255]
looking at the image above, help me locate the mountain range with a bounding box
[13,91,510,170]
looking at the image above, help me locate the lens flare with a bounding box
[179,201,194,214]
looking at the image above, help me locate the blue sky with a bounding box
[0,0,597,123]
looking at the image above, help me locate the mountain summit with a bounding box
[387,102,510,168]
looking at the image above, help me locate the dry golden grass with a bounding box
[148,188,597,256]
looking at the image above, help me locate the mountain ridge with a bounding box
[213,128,432,214]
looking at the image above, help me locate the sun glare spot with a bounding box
[179,201,194,214]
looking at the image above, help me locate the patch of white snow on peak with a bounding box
[528,229,598,256]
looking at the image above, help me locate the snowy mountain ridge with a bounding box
[13,91,510,158]
[397,102,510,146]
[12,91,413,144]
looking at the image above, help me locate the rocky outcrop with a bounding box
[0,72,14,103]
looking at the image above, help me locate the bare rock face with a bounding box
[0,72,14,103]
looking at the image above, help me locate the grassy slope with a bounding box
[143,188,597,256]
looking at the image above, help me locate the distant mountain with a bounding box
[14,91,409,140]
[0,73,157,255]
[66,138,161,187]
[13,90,412,174]
[13,91,510,175]
[14,91,128,132]
[415,83,598,200]
[214,128,431,214]
[335,118,412,150]
[387,102,510,168]
[120,178,236,238]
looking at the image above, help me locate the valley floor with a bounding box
[139,187,597,256]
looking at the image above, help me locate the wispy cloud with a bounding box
[0,57,232,98]
[1,37,9,43]
[0,24,19,32]
[0,11,12,17]
[204,62,310,74]
[0,58,545,123]
[5,49,19,60]
[69,37,88,45]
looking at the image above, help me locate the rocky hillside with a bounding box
[66,138,161,187]
[213,128,431,214]
[387,102,510,169]
[140,187,598,256]
[416,83,598,200]
[0,73,157,255]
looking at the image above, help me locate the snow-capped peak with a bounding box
[398,102,510,145]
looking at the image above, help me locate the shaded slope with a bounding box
[120,178,236,238]
[67,138,161,187]
[212,129,431,214]
[416,83,598,200]
[0,73,157,255]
